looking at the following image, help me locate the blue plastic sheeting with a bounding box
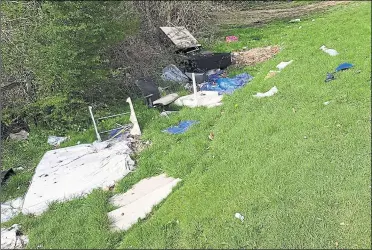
[162,120,199,134]
[335,62,353,72]
[200,71,253,95]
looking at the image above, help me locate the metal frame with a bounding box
[88,106,130,142]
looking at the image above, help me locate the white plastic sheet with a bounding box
[174,91,223,108]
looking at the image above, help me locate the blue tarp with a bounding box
[335,62,353,72]
[200,71,253,95]
[162,120,199,134]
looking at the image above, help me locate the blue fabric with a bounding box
[200,72,253,95]
[335,63,353,72]
[163,120,199,134]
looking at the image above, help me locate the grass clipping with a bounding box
[232,45,280,66]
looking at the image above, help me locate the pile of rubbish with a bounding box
[231,46,280,66]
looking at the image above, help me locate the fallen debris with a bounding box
[232,46,280,66]
[1,168,15,186]
[22,137,135,215]
[108,174,181,231]
[9,130,29,141]
[174,91,223,108]
[265,70,279,80]
[200,71,254,95]
[289,18,301,22]
[320,45,339,56]
[253,86,278,98]
[324,101,331,105]
[160,111,177,117]
[276,60,293,71]
[226,36,238,43]
[235,212,244,222]
[335,62,353,72]
[161,64,189,83]
[1,224,29,249]
[163,120,199,135]
[325,72,335,82]
[1,197,24,222]
[47,136,68,147]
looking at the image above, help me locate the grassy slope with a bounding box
[119,2,371,249]
[1,2,370,249]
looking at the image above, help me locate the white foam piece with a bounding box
[108,174,181,231]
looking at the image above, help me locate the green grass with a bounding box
[1,1,371,249]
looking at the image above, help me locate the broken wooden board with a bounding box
[160,26,201,49]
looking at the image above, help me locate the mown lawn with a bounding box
[1,2,370,249]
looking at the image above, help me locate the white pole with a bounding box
[192,73,198,106]
[88,106,102,142]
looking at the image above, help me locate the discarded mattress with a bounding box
[175,91,223,108]
[200,72,253,95]
[22,138,135,215]
[163,120,199,135]
[108,174,181,231]
[160,26,201,50]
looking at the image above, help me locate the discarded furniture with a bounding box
[136,77,179,110]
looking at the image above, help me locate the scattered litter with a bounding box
[289,18,301,23]
[175,91,223,108]
[232,46,280,66]
[1,224,29,249]
[253,86,278,98]
[76,141,81,145]
[1,197,24,222]
[160,111,177,117]
[200,72,254,95]
[226,36,238,43]
[161,64,189,83]
[320,45,339,56]
[323,101,331,105]
[276,60,293,71]
[335,62,353,72]
[235,213,244,222]
[340,222,347,226]
[14,167,24,171]
[304,136,307,139]
[1,168,15,185]
[108,174,181,231]
[208,132,214,140]
[47,136,68,147]
[298,26,302,29]
[265,70,279,80]
[312,19,315,22]
[9,130,29,141]
[162,120,199,135]
[126,97,141,136]
[22,138,135,215]
[325,72,335,82]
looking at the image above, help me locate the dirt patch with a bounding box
[232,46,280,66]
[217,1,350,27]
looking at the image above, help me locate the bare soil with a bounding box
[232,46,280,66]
[217,1,350,27]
